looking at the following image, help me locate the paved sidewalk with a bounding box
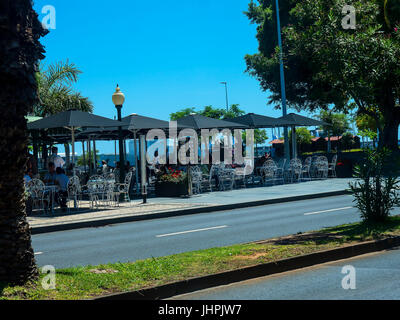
[28,178,353,231]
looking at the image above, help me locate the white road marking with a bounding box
[34,252,43,255]
[156,225,228,238]
[304,206,353,216]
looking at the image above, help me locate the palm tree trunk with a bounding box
[0,0,47,285]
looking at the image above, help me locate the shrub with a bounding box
[349,148,400,223]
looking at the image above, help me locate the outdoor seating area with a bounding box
[187,154,338,195]
[24,107,339,216]
[25,170,134,215]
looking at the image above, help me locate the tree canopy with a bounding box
[245,0,400,149]
[34,60,93,117]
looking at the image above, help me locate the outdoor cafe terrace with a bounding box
[25,110,342,219]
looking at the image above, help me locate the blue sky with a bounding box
[33,0,317,154]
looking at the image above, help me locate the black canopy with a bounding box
[27,109,122,130]
[230,113,287,128]
[177,114,248,130]
[277,113,327,127]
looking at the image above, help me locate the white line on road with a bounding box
[156,225,228,238]
[304,207,353,216]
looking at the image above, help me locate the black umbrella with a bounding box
[177,114,249,130]
[230,113,287,128]
[27,109,122,130]
[28,110,123,172]
[277,113,327,127]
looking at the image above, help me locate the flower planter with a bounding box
[155,181,189,197]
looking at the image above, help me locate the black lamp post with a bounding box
[112,85,126,188]
[220,82,229,112]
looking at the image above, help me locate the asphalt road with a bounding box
[32,195,383,268]
[172,247,400,300]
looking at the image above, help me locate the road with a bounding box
[171,247,400,300]
[32,195,380,268]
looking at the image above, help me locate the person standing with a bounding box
[48,146,65,169]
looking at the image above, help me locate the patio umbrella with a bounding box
[276,113,328,159]
[28,109,123,174]
[177,114,248,130]
[230,113,287,128]
[277,113,327,127]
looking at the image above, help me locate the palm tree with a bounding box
[0,0,47,284]
[34,60,93,165]
[34,60,93,117]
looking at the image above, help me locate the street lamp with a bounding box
[220,82,229,112]
[275,0,290,161]
[112,84,126,189]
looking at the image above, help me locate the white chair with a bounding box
[190,166,203,194]
[287,158,302,183]
[261,160,279,185]
[218,167,235,191]
[67,176,81,211]
[26,179,50,213]
[328,154,338,177]
[114,171,133,205]
[301,157,312,181]
[316,156,329,179]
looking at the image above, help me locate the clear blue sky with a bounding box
[33,0,323,154]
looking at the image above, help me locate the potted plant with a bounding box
[155,168,189,197]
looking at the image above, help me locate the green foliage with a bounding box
[349,148,400,223]
[317,110,350,137]
[289,127,312,145]
[34,60,93,117]
[245,0,400,148]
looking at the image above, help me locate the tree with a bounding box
[0,0,47,284]
[35,60,93,117]
[356,113,380,146]
[288,127,312,154]
[245,0,400,150]
[317,110,350,152]
[35,60,93,165]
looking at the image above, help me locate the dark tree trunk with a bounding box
[0,0,47,285]
[379,120,399,150]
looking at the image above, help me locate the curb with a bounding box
[94,235,400,300]
[31,190,350,235]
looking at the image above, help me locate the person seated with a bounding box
[24,169,33,185]
[43,162,57,185]
[55,167,69,210]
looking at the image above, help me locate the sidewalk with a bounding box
[28,178,353,233]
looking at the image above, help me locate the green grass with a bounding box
[2,216,400,300]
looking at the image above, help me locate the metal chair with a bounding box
[114,171,133,205]
[287,158,302,183]
[328,154,338,177]
[301,157,312,181]
[26,179,50,212]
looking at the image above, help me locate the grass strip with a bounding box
[2,216,400,300]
